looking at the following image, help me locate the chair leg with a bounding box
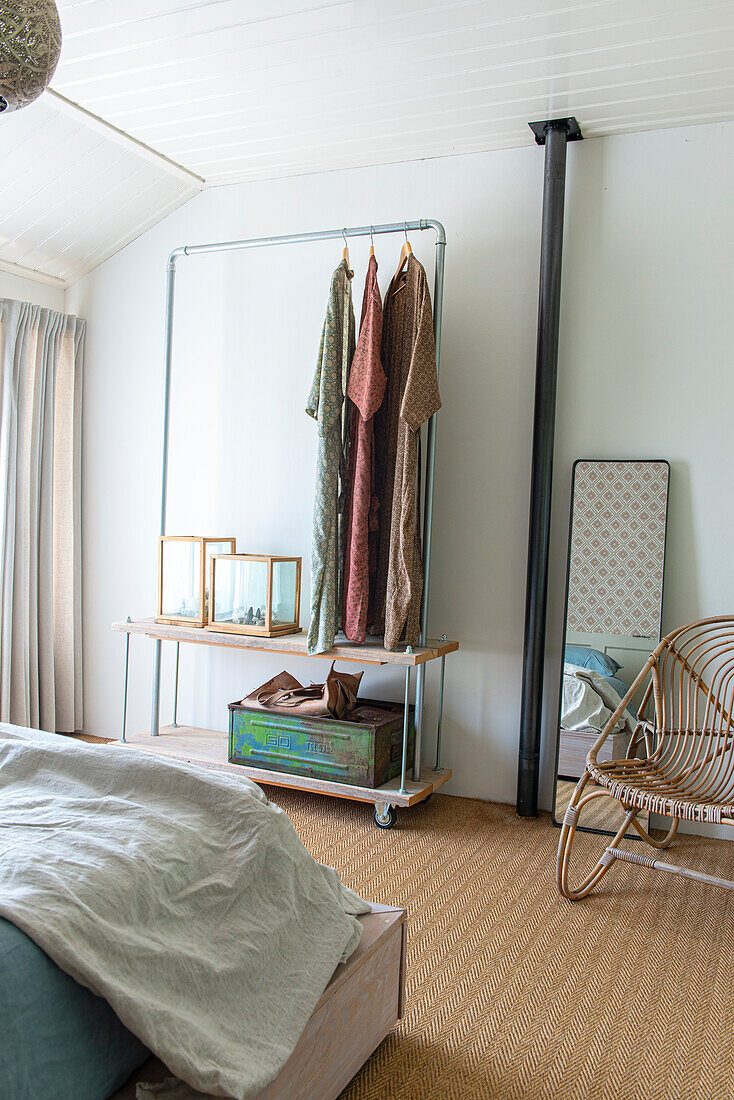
[556,771,638,900]
[630,815,679,849]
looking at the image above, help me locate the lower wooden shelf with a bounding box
[114,725,452,808]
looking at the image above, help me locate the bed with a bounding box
[111,904,406,1100]
[557,641,644,779]
[0,725,406,1100]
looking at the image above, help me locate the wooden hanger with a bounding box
[369,226,375,257]
[342,229,350,269]
[393,223,412,284]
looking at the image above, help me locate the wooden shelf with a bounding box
[114,726,452,808]
[112,617,459,666]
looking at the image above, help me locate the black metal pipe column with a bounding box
[517,117,582,817]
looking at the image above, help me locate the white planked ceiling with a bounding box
[3,0,734,286]
[0,92,202,286]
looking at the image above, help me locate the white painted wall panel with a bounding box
[0,97,200,286]
[2,1,734,289]
[52,0,734,186]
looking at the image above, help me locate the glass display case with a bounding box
[207,554,301,637]
[156,536,236,627]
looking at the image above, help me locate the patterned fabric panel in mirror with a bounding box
[566,460,670,638]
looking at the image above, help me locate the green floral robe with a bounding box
[306,260,355,654]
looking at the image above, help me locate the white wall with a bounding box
[542,121,734,808]
[66,120,734,810]
[0,271,64,312]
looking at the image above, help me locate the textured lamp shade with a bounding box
[0,1,62,113]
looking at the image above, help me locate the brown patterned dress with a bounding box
[369,254,441,650]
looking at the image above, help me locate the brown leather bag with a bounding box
[241,663,363,720]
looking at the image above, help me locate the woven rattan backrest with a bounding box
[649,618,734,802]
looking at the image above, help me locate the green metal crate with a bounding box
[228,698,415,788]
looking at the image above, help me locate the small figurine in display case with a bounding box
[207,554,301,637]
[156,536,236,627]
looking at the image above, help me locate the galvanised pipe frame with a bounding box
[150,219,447,789]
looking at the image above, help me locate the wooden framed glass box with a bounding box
[207,554,301,637]
[156,536,236,627]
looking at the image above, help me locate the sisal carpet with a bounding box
[75,738,734,1099]
[273,788,734,1100]
[555,777,650,834]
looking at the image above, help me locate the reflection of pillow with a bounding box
[564,644,621,675]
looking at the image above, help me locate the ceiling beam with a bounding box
[46,89,206,188]
[0,258,68,290]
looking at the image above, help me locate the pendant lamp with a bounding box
[0,0,62,113]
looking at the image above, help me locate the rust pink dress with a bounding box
[341,255,386,643]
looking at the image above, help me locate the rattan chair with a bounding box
[557,616,734,900]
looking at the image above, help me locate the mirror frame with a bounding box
[551,458,671,835]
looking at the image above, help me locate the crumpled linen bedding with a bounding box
[561,663,636,736]
[0,724,369,1100]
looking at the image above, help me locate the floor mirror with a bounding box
[552,459,670,834]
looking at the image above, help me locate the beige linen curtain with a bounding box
[0,299,85,732]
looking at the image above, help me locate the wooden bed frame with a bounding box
[111,903,406,1100]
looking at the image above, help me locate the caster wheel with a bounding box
[373,806,397,829]
[422,792,433,805]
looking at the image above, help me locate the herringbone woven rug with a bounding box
[275,789,734,1100]
[555,777,651,833]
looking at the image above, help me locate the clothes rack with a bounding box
[115,219,458,828]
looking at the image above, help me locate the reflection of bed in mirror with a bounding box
[557,631,652,777]
[553,460,670,833]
